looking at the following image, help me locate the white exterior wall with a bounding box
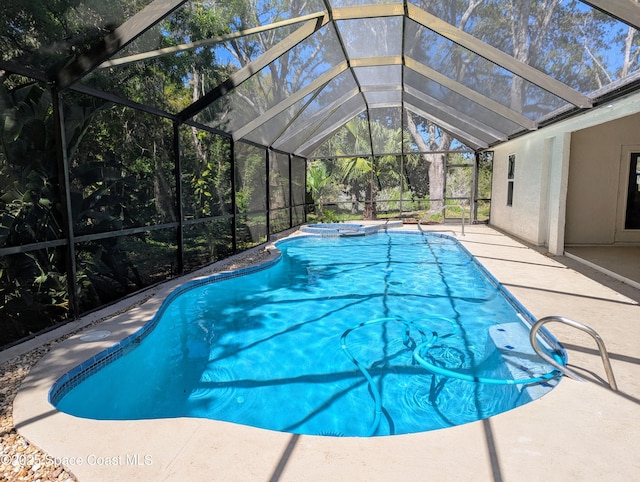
[567,116,640,245]
[489,91,640,254]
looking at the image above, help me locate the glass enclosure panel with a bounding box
[183,218,234,272]
[199,23,344,132]
[242,92,316,147]
[364,91,402,108]
[201,0,327,32]
[475,151,493,223]
[76,228,178,312]
[404,19,568,121]
[476,200,491,223]
[336,17,403,59]
[180,127,232,219]
[402,110,475,153]
[337,156,374,217]
[308,114,372,159]
[306,159,344,219]
[353,65,402,88]
[402,152,431,210]
[270,208,291,234]
[446,165,473,200]
[405,92,497,145]
[236,214,267,249]
[291,156,307,207]
[477,151,494,196]
[269,151,291,233]
[235,142,267,213]
[306,158,356,218]
[0,246,68,346]
[69,100,176,235]
[270,152,291,211]
[0,80,64,247]
[368,107,403,154]
[113,4,303,63]
[456,1,640,94]
[0,1,152,75]
[302,97,367,157]
[375,155,402,215]
[91,15,308,113]
[448,152,475,165]
[272,71,360,153]
[292,205,306,226]
[330,0,403,6]
[404,67,522,136]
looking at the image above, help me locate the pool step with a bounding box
[487,323,559,398]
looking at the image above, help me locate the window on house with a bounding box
[507,154,515,206]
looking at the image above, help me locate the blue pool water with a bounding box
[52,232,563,436]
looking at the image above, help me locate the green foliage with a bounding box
[181,127,232,218]
[318,209,339,223]
[477,153,494,200]
[235,143,266,213]
[0,82,70,343]
[307,160,341,215]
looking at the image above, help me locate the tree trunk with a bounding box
[405,113,446,212]
[364,168,377,220]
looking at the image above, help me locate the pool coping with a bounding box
[48,229,564,425]
[12,224,640,481]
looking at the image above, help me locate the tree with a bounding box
[403,0,483,212]
[306,160,339,216]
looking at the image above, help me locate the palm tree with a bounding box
[337,117,404,219]
[306,160,335,216]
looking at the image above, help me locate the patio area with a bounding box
[5,223,640,481]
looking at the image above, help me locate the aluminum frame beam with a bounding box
[99,11,329,69]
[407,3,592,108]
[331,3,405,20]
[296,103,367,157]
[178,14,330,123]
[405,101,488,151]
[405,57,538,131]
[233,61,348,141]
[272,88,361,151]
[581,0,640,31]
[57,0,188,88]
[405,85,508,143]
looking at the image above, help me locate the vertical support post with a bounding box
[52,86,80,318]
[230,138,237,253]
[288,153,293,229]
[304,157,308,224]
[399,154,404,217]
[265,148,271,240]
[472,151,480,224]
[173,121,184,274]
[547,133,571,255]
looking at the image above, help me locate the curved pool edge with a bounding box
[48,228,567,416]
[11,223,640,481]
[47,245,285,407]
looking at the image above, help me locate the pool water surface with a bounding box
[52,232,562,436]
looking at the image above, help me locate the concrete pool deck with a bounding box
[9,224,640,481]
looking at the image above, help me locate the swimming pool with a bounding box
[51,231,564,436]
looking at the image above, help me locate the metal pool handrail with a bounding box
[529,315,618,391]
[417,202,466,236]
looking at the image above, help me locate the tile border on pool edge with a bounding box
[48,251,283,406]
[48,229,566,407]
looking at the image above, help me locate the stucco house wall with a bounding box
[566,114,640,245]
[489,91,640,254]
